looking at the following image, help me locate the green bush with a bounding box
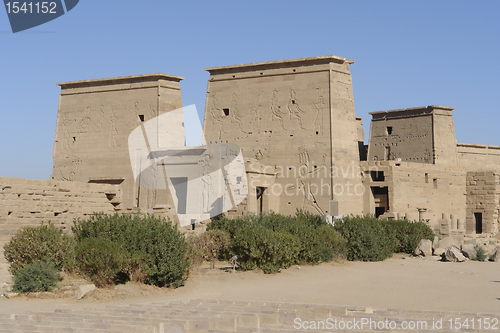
[318,224,347,262]
[232,224,300,273]
[474,246,488,261]
[72,213,188,288]
[207,211,346,273]
[74,237,124,287]
[187,229,230,268]
[333,215,394,261]
[4,222,74,275]
[383,219,434,254]
[13,261,59,293]
[334,215,435,261]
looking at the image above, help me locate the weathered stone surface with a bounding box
[433,248,445,257]
[443,246,466,262]
[414,239,432,257]
[76,284,96,300]
[439,237,462,250]
[461,245,477,260]
[432,236,439,250]
[491,248,500,262]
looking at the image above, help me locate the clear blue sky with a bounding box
[1,1,499,180]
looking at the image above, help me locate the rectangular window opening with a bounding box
[223,108,229,116]
[387,126,393,135]
[433,178,438,189]
[139,115,145,122]
[370,171,385,182]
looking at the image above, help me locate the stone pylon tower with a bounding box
[203,56,364,216]
[52,74,183,216]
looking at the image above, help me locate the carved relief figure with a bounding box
[78,106,92,134]
[92,104,105,139]
[200,153,216,213]
[250,91,263,132]
[210,95,225,139]
[287,89,306,130]
[109,107,119,147]
[133,102,140,124]
[312,89,325,132]
[61,114,72,150]
[230,93,244,130]
[270,89,285,130]
[59,157,81,181]
[297,145,324,215]
[148,102,157,120]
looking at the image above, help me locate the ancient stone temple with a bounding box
[2,55,499,240]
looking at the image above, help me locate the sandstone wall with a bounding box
[457,143,500,172]
[361,161,466,235]
[52,74,183,214]
[466,171,500,235]
[0,177,119,263]
[203,56,363,217]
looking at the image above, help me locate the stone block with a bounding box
[443,246,466,262]
[414,239,432,257]
[433,247,445,256]
[209,317,236,331]
[461,245,476,260]
[237,315,259,330]
[76,284,96,300]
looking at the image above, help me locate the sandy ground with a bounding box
[1,254,499,314]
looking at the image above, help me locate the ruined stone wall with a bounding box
[0,177,118,263]
[466,171,500,236]
[457,143,500,172]
[52,74,183,217]
[203,56,363,216]
[361,161,466,235]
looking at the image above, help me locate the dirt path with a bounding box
[1,255,499,314]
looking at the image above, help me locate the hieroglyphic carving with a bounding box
[210,95,225,139]
[59,157,81,181]
[270,89,285,130]
[109,107,119,147]
[250,91,263,132]
[255,150,263,160]
[287,89,306,130]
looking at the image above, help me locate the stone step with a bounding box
[1,299,499,333]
